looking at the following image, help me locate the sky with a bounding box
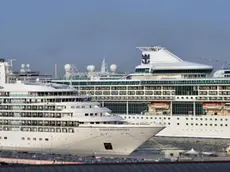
[1,0,230,76]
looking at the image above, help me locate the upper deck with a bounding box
[55,46,217,83]
[53,78,230,86]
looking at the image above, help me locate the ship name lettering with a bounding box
[99,128,129,131]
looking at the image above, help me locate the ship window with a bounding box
[45,138,49,141]
[177,123,179,125]
[226,119,228,121]
[104,143,113,150]
[22,137,25,140]
[226,124,228,126]
[4,137,7,139]
[215,124,217,126]
[85,113,88,116]
[90,113,93,116]
[38,128,43,132]
[186,123,188,125]
[68,128,74,133]
[62,128,67,133]
[220,124,223,126]
[39,138,42,141]
[210,124,212,126]
[44,128,49,132]
[33,138,36,140]
[191,123,193,125]
[27,138,30,140]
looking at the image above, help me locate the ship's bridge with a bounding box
[132,46,213,79]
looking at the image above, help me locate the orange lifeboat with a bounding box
[151,102,169,109]
[202,103,222,109]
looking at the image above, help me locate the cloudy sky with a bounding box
[0,0,230,76]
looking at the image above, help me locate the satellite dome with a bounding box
[21,64,25,68]
[87,65,95,72]
[26,64,30,68]
[64,64,71,71]
[110,64,117,72]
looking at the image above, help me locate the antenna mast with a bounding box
[54,64,58,79]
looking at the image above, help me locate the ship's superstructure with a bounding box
[63,58,127,81]
[52,46,230,139]
[3,60,52,83]
[0,59,164,156]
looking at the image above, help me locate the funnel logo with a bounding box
[141,54,150,64]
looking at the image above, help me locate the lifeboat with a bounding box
[202,103,222,109]
[150,102,169,109]
[226,146,230,155]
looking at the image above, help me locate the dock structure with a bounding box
[1,161,230,172]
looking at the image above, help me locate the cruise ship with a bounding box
[52,46,230,139]
[0,59,164,156]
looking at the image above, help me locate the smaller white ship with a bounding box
[0,59,164,156]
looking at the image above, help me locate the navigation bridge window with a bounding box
[135,68,150,73]
[151,69,212,74]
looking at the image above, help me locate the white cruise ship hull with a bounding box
[0,125,164,156]
[121,115,230,139]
